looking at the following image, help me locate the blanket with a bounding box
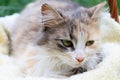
[0,12,120,80]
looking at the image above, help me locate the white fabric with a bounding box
[0,13,120,80]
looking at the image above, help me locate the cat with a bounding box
[10,0,105,78]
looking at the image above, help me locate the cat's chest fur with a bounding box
[22,45,75,77]
[19,44,102,78]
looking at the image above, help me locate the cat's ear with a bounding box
[88,2,106,20]
[41,3,64,28]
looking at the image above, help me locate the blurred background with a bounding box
[0,0,120,17]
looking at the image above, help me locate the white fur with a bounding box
[21,45,74,78]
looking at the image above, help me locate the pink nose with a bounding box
[76,56,84,62]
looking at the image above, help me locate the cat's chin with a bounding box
[71,64,81,68]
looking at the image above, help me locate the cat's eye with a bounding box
[61,40,73,47]
[85,40,94,46]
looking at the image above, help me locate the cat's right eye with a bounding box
[61,40,73,47]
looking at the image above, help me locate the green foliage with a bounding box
[0,0,119,17]
[118,0,120,14]
[73,0,105,7]
[0,0,34,17]
[73,0,120,15]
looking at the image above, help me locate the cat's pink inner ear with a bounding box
[89,2,106,19]
[41,3,53,15]
[41,3,64,27]
[41,4,48,12]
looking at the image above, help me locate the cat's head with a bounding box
[35,2,105,68]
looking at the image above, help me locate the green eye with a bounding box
[61,40,73,47]
[85,40,94,46]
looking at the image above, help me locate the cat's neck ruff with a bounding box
[22,45,73,77]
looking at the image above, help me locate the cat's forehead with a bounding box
[64,7,91,24]
[65,16,89,33]
[53,19,88,41]
[45,19,88,40]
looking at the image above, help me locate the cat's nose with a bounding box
[76,56,84,62]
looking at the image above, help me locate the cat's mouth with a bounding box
[72,64,82,68]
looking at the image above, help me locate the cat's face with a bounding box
[36,3,105,68]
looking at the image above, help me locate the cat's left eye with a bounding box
[85,40,94,46]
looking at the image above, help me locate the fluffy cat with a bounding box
[10,0,105,78]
